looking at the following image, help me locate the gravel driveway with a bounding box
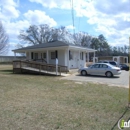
[61,70,129,88]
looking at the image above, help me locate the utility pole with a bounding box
[70,0,75,34]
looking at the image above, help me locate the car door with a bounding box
[98,64,108,75]
[88,64,100,75]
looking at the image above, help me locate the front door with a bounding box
[74,52,79,68]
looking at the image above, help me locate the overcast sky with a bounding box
[0,0,130,55]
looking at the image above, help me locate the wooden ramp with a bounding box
[22,66,61,76]
[13,60,68,76]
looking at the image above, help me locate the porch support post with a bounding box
[125,57,128,65]
[78,50,80,69]
[25,51,27,60]
[124,57,128,65]
[93,51,95,63]
[84,52,86,67]
[14,52,16,60]
[118,56,120,64]
[67,48,70,70]
[87,52,89,63]
[29,51,31,60]
[46,50,49,64]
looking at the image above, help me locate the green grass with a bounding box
[0,65,130,130]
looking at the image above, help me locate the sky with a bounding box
[0,0,130,55]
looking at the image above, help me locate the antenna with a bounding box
[78,17,80,32]
[70,0,75,34]
[0,5,2,13]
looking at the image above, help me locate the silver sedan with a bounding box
[78,63,121,77]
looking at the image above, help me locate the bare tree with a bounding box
[51,26,75,44]
[18,24,55,45]
[0,21,9,54]
[18,24,75,45]
[73,32,92,47]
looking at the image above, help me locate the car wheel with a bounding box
[106,71,113,77]
[81,70,87,76]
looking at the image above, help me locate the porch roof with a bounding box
[12,41,96,53]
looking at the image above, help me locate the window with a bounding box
[80,52,84,60]
[51,52,56,59]
[34,53,38,60]
[41,53,46,59]
[43,53,46,58]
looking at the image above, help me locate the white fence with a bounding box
[0,56,26,63]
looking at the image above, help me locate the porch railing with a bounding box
[13,60,68,75]
[32,58,47,63]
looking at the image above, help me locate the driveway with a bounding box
[61,70,129,88]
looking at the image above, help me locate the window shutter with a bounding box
[82,52,84,60]
[41,53,42,59]
[69,50,70,60]
[55,50,58,58]
[31,52,33,59]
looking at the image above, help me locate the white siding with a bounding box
[64,50,68,67]
[80,52,86,68]
[28,52,31,59]
[58,50,65,66]
[69,51,86,69]
[69,51,79,69]
[26,52,29,59]
[25,49,86,69]
[49,51,56,64]
[49,50,65,66]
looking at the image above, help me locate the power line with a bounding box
[0,5,2,13]
[78,17,80,32]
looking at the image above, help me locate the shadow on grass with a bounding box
[0,69,13,73]
[75,74,120,79]
[0,70,58,77]
[0,69,60,77]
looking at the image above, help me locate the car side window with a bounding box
[102,64,108,68]
[92,64,99,68]
[99,64,108,68]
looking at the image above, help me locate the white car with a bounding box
[78,63,121,77]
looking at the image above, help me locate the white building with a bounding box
[12,41,96,70]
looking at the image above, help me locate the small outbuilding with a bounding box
[93,56,128,65]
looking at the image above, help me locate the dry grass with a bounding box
[0,65,130,130]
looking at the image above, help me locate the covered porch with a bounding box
[13,47,96,70]
[13,41,96,71]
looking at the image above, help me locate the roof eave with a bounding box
[12,46,69,53]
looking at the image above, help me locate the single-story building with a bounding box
[93,56,128,64]
[12,41,96,70]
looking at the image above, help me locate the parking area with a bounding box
[61,70,129,88]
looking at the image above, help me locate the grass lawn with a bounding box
[0,65,130,130]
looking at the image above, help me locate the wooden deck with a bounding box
[13,60,68,76]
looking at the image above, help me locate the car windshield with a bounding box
[89,64,95,68]
[109,62,116,65]
[121,64,127,67]
[107,63,117,67]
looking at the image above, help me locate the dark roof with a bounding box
[13,41,95,52]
